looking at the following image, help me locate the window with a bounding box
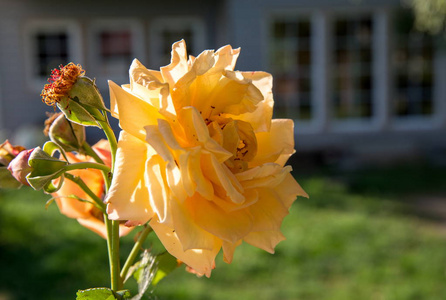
[332,16,373,120]
[392,11,434,118]
[88,20,144,85]
[35,33,68,77]
[270,19,312,121]
[149,17,205,68]
[24,20,82,90]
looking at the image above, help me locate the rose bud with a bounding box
[7,149,34,186]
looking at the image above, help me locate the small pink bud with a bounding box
[8,149,34,186]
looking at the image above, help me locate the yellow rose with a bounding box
[53,140,132,239]
[106,40,308,276]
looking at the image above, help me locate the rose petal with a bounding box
[243,231,286,254]
[275,173,309,209]
[149,215,221,277]
[231,71,274,133]
[109,81,164,141]
[106,131,154,224]
[247,188,289,232]
[188,193,253,243]
[251,119,295,166]
[222,239,242,264]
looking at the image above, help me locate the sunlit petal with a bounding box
[109,81,164,141]
[150,215,221,277]
[106,131,154,224]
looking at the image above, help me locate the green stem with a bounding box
[64,173,105,211]
[82,142,104,164]
[82,142,111,191]
[97,115,118,173]
[104,216,117,289]
[104,217,122,291]
[64,162,111,173]
[92,109,121,291]
[120,225,153,282]
[112,220,122,289]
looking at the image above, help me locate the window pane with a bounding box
[100,30,132,60]
[393,11,434,117]
[271,19,312,120]
[332,16,373,119]
[94,29,133,79]
[36,33,68,77]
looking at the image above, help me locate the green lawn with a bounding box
[1,163,446,300]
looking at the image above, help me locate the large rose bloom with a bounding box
[106,40,307,276]
[53,140,132,239]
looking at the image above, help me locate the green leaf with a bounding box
[0,166,22,189]
[129,250,180,300]
[131,250,157,300]
[76,288,131,300]
[152,252,179,286]
[76,288,117,300]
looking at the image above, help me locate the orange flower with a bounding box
[106,40,308,276]
[53,140,132,239]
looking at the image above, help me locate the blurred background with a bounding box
[1,0,446,299]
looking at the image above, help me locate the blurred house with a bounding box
[0,0,445,164]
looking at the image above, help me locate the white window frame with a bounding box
[87,19,145,87]
[266,10,323,134]
[388,14,445,131]
[23,19,83,92]
[268,8,388,134]
[149,17,206,68]
[328,10,384,133]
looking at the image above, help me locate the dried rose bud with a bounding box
[41,63,85,107]
[40,63,107,127]
[7,149,34,186]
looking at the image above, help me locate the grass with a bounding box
[1,163,446,299]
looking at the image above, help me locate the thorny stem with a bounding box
[120,225,153,282]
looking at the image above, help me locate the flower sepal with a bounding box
[26,146,68,192]
[58,95,106,127]
[69,76,108,111]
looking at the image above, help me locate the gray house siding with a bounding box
[0,0,445,163]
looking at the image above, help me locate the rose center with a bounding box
[208,118,257,173]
